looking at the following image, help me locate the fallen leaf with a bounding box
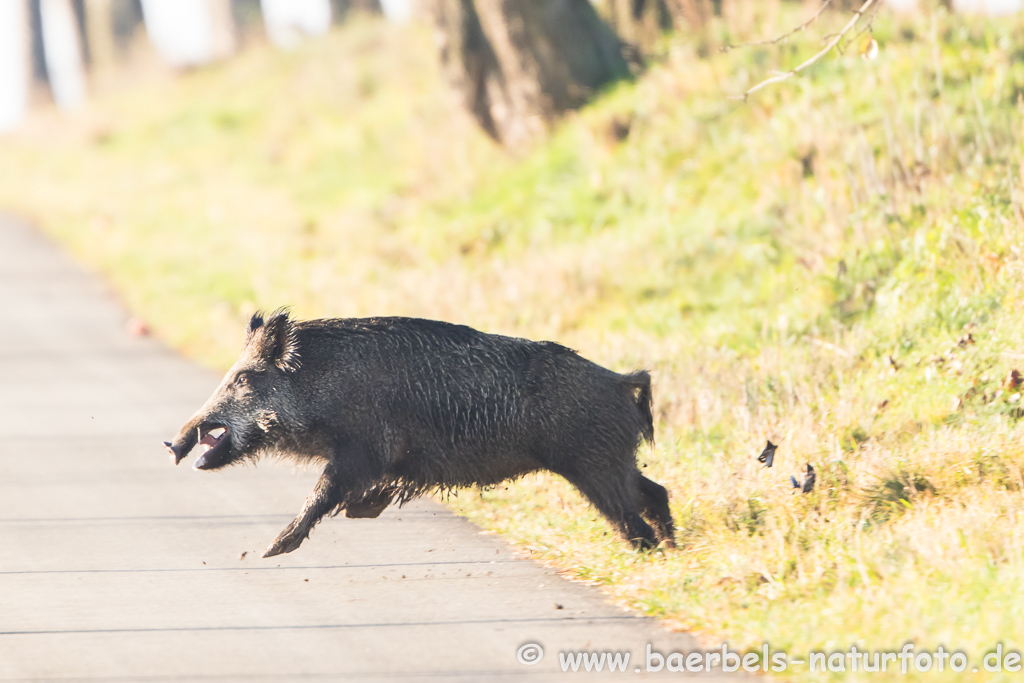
[860,37,879,61]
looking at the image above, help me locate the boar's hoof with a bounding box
[263,526,307,558]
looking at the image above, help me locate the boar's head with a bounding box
[164,310,302,470]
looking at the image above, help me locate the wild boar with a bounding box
[165,310,675,557]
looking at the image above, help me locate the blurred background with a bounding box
[2,1,1022,133]
[5,0,1024,673]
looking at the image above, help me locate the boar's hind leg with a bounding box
[264,463,349,558]
[557,467,659,551]
[637,474,676,549]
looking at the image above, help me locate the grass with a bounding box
[4,5,1024,680]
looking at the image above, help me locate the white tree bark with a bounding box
[380,0,412,21]
[0,0,31,131]
[260,0,331,49]
[952,0,1021,13]
[40,0,88,109]
[140,0,235,66]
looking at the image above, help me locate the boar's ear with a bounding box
[246,312,265,339]
[246,308,301,372]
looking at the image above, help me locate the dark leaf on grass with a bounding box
[790,463,816,493]
[757,440,777,468]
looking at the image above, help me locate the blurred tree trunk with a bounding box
[140,0,235,66]
[208,0,237,60]
[71,0,89,64]
[0,0,32,130]
[330,0,382,21]
[82,0,148,80]
[85,0,116,70]
[38,0,89,108]
[231,0,264,44]
[110,0,145,51]
[28,0,49,89]
[431,0,629,148]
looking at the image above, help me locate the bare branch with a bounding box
[841,1,882,51]
[721,0,833,53]
[732,0,877,102]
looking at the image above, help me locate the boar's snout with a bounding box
[164,417,200,466]
[164,440,186,465]
[164,411,218,467]
[165,414,236,470]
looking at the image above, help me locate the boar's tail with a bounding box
[623,370,655,445]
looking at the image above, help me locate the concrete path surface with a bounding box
[0,214,733,681]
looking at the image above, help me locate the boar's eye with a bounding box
[235,373,252,387]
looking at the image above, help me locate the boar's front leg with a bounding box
[264,463,348,558]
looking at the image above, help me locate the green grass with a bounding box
[5,6,1024,680]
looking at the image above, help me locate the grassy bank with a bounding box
[4,7,1024,680]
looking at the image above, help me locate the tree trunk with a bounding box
[85,0,115,70]
[0,0,32,130]
[28,0,50,88]
[81,0,151,84]
[110,0,145,52]
[140,0,236,66]
[208,0,237,60]
[431,0,629,148]
[330,0,383,21]
[260,0,331,48]
[39,0,89,109]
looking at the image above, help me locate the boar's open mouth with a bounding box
[193,424,233,471]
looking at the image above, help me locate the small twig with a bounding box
[838,3,881,55]
[732,0,877,102]
[850,5,880,42]
[721,0,833,52]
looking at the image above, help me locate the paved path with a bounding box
[0,215,729,681]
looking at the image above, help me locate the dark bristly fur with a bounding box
[165,310,676,557]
